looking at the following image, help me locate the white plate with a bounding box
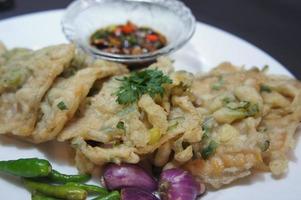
[0,10,300,200]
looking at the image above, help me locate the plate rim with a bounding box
[0,9,293,77]
[0,9,299,200]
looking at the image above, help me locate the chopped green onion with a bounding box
[211,76,224,91]
[167,117,185,131]
[201,140,218,160]
[57,101,67,110]
[128,36,137,46]
[167,121,179,131]
[247,103,259,116]
[261,65,269,72]
[226,101,250,110]
[260,140,270,152]
[225,101,259,117]
[116,121,125,131]
[259,127,268,132]
[260,84,272,93]
[222,97,234,104]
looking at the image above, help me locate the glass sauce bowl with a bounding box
[62,0,196,64]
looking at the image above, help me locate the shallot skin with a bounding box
[159,168,204,200]
[103,163,157,191]
[121,187,160,200]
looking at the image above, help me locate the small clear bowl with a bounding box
[62,0,196,64]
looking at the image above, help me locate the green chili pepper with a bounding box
[0,158,52,178]
[32,193,61,200]
[47,170,91,183]
[92,191,120,200]
[23,179,87,200]
[66,182,109,196]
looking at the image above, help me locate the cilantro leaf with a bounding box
[115,69,172,105]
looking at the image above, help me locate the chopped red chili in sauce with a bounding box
[90,21,167,55]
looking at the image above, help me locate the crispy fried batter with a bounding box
[0,44,300,190]
[72,137,140,166]
[59,58,203,168]
[29,62,128,143]
[0,41,7,62]
[0,44,75,136]
[184,63,301,188]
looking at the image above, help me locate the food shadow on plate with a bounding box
[37,140,75,166]
[0,173,25,188]
[0,135,74,166]
[0,135,33,149]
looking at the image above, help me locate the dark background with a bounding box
[0,0,300,78]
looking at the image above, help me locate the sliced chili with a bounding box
[90,21,167,55]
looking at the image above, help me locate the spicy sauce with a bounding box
[90,21,167,55]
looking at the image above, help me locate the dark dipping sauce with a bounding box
[90,21,167,55]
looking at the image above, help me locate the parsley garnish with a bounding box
[57,101,67,110]
[115,69,172,105]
